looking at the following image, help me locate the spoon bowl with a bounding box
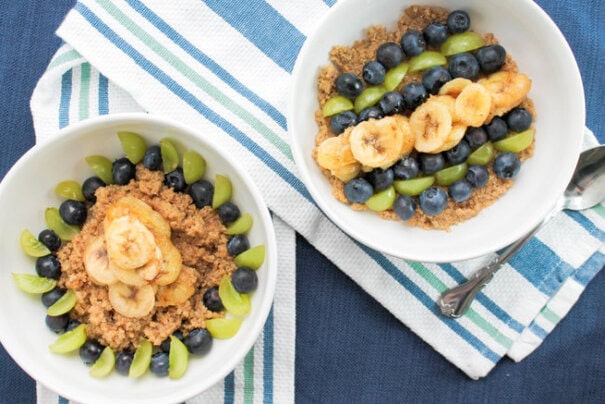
[564,146,605,210]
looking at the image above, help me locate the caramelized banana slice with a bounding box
[108,282,155,318]
[480,71,532,116]
[410,99,453,153]
[155,266,197,307]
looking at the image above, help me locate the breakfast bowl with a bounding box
[288,0,584,262]
[0,113,277,404]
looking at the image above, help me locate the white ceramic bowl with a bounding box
[289,0,584,262]
[0,113,277,403]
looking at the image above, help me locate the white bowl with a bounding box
[0,113,277,403]
[288,0,584,262]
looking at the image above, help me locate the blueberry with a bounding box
[81,176,106,203]
[419,153,445,174]
[393,156,420,180]
[506,108,532,132]
[444,140,471,164]
[484,117,508,141]
[79,340,104,365]
[493,152,521,179]
[422,66,452,95]
[464,127,488,149]
[231,266,258,293]
[66,319,81,332]
[41,287,66,308]
[378,91,404,115]
[217,202,241,223]
[45,314,69,333]
[400,30,425,57]
[188,180,214,208]
[448,179,473,202]
[466,165,489,188]
[356,107,384,123]
[362,61,386,85]
[164,167,186,192]
[330,110,357,135]
[150,352,169,377]
[376,42,404,69]
[59,199,87,226]
[161,330,184,353]
[203,286,224,312]
[448,53,480,80]
[335,73,363,99]
[401,82,428,111]
[423,23,449,47]
[143,145,162,171]
[115,351,134,375]
[183,328,213,356]
[447,10,470,34]
[476,44,507,74]
[227,234,250,256]
[35,255,62,279]
[343,178,374,203]
[112,157,136,185]
[38,229,61,252]
[393,195,417,221]
[366,168,394,192]
[419,187,448,216]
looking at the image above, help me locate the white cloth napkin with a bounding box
[30,0,604,391]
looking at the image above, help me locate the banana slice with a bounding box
[349,116,407,169]
[110,246,161,286]
[397,115,415,156]
[104,196,171,238]
[155,266,198,307]
[410,99,453,153]
[441,124,468,151]
[110,262,147,287]
[105,215,156,270]
[152,237,182,286]
[438,78,472,98]
[454,83,492,127]
[480,71,531,116]
[108,282,156,318]
[316,134,361,182]
[84,236,117,285]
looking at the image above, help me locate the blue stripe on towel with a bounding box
[565,210,605,241]
[59,70,72,128]
[224,371,235,404]
[529,322,548,339]
[263,306,274,402]
[573,251,605,286]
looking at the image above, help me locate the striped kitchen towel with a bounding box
[30,0,604,390]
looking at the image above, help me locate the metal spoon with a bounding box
[439,145,605,318]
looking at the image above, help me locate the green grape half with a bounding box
[383,63,409,91]
[322,95,354,117]
[393,176,435,196]
[89,346,115,378]
[168,335,189,380]
[183,150,206,184]
[55,180,85,201]
[218,275,251,316]
[49,324,87,354]
[234,244,265,270]
[212,174,232,209]
[206,317,243,339]
[129,339,152,378]
[493,129,534,152]
[225,213,253,235]
[45,207,80,240]
[12,273,57,294]
[47,289,77,316]
[441,32,486,56]
[435,163,468,186]
[20,229,51,257]
[467,142,495,165]
[354,86,386,113]
[85,155,114,185]
[365,186,396,211]
[408,51,447,73]
[160,138,180,174]
[117,131,147,164]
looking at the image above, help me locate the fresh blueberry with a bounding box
[366,168,394,192]
[393,156,420,180]
[400,30,425,56]
[217,202,241,223]
[362,61,386,85]
[343,178,374,203]
[66,319,81,332]
[79,340,104,365]
[419,187,448,216]
[506,108,532,132]
[59,199,87,226]
[188,179,214,208]
[423,23,449,47]
[82,176,106,203]
[41,287,66,308]
[335,73,363,99]
[464,127,488,149]
[401,82,428,110]
[447,10,471,34]
[45,314,69,333]
[203,286,224,312]
[356,107,384,123]
[493,152,521,179]
[422,66,452,95]
[393,195,417,221]
[376,42,404,69]
[184,328,213,356]
[448,179,473,202]
[419,153,445,174]
[378,91,404,115]
[227,234,250,256]
[143,145,163,171]
[444,140,471,164]
[35,255,62,279]
[330,111,357,135]
[160,330,184,353]
[448,53,480,80]
[484,117,508,141]
[38,229,61,252]
[466,165,489,188]
[115,351,134,375]
[164,167,186,192]
[150,352,169,377]
[231,266,258,293]
[476,44,507,74]
[112,157,136,185]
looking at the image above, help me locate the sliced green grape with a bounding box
[467,142,495,165]
[354,86,386,113]
[322,95,354,117]
[206,317,243,339]
[212,174,232,208]
[365,186,396,212]
[225,213,253,235]
[160,138,180,174]
[12,273,57,294]
[55,180,85,201]
[383,63,409,91]
[441,32,486,56]
[85,155,114,185]
[394,176,435,196]
[408,51,447,73]
[45,207,80,240]
[49,324,87,354]
[183,150,206,184]
[89,346,115,378]
[218,275,251,316]
[435,163,468,186]
[493,129,534,152]
[47,289,77,316]
[20,229,51,257]
[168,335,188,380]
[117,131,147,164]
[129,339,152,378]
[234,244,265,270]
